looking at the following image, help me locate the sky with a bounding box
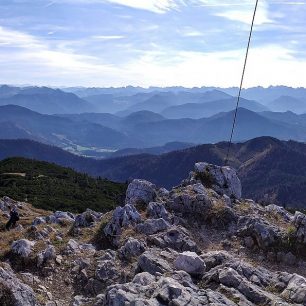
[0,0,305,88]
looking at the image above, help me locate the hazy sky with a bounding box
[0,0,305,87]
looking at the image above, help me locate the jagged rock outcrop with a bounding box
[147,202,170,220]
[237,216,282,249]
[136,218,170,235]
[1,161,306,305]
[104,204,141,245]
[32,211,75,226]
[119,237,146,260]
[0,267,38,306]
[11,239,35,258]
[294,211,306,244]
[102,271,236,305]
[186,162,242,199]
[125,179,156,205]
[148,226,199,252]
[174,251,206,276]
[74,209,103,228]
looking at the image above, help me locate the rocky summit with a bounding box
[0,162,306,306]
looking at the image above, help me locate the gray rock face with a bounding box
[125,179,156,205]
[37,245,56,267]
[193,162,242,199]
[103,272,236,306]
[66,239,80,254]
[237,216,280,249]
[136,218,170,235]
[95,260,118,282]
[137,249,173,275]
[74,209,103,228]
[104,204,141,243]
[202,252,306,305]
[32,217,46,226]
[168,184,212,216]
[149,226,199,252]
[119,238,146,260]
[265,204,293,222]
[11,239,35,258]
[32,211,75,226]
[0,267,37,306]
[174,251,206,276]
[281,274,306,304]
[294,211,306,244]
[147,202,170,220]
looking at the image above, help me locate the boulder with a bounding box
[125,179,156,205]
[192,162,241,199]
[74,209,103,228]
[174,251,206,276]
[136,218,170,235]
[95,260,118,282]
[32,217,46,226]
[281,274,306,304]
[37,245,56,267]
[147,202,170,220]
[0,267,37,306]
[265,204,292,222]
[103,272,236,305]
[137,249,172,275]
[168,183,212,217]
[119,238,146,260]
[294,211,306,244]
[149,226,199,252]
[11,239,35,258]
[65,239,80,255]
[237,216,280,249]
[104,204,141,244]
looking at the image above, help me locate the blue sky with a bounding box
[0,0,305,87]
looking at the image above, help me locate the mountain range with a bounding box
[0,85,93,114]
[2,137,306,208]
[2,104,306,155]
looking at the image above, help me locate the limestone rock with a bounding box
[74,209,103,228]
[125,179,156,205]
[149,226,199,252]
[294,211,306,244]
[0,267,37,306]
[137,249,173,275]
[147,202,170,220]
[103,272,236,305]
[119,237,146,260]
[193,162,242,199]
[11,239,35,258]
[104,204,141,245]
[136,218,170,235]
[237,216,280,249]
[174,251,206,276]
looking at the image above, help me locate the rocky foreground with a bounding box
[0,162,306,305]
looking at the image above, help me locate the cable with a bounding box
[224,0,259,166]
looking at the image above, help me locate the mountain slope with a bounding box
[3,137,306,208]
[0,86,94,114]
[268,95,306,114]
[161,97,269,119]
[0,157,126,212]
[0,105,136,149]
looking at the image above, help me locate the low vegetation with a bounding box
[0,158,127,213]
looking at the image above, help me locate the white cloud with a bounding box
[214,1,273,25]
[59,0,179,13]
[105,0,178,13]
[1,25,305,88]
[91,35,124,40]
